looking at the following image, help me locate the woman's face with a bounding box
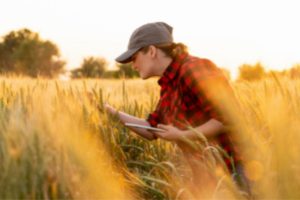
[131,47,157,79]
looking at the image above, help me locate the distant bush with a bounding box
[71,57,107,78]
[115,63,139,78]
[238,62,265,81]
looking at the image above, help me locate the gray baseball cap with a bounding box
[115,22,174,63]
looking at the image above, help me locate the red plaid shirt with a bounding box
[147,53,239,172]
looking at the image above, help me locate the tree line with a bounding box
[237,62,300,81]
[0,28,138,79]
[0,28,299,80]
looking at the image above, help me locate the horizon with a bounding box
[1,0,300,79]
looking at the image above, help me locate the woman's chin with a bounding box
[140,73,148,79]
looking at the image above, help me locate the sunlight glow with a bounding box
[1,0,300,78]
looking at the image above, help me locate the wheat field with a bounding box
[0,76,299,199]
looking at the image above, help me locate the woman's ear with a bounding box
[149,45,157,58]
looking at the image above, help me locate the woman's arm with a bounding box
[185,118,224,138]
[104,104,157,140]
[154,119,224,141]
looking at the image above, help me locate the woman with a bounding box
[105,22,249,196]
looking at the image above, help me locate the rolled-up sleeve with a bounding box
[147,110,160,127]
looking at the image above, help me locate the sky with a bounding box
[1,0,300,78]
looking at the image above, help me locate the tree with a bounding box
[71,57,107,78]
[0,28,65,77]
[238,62,265,81]
[116,63,139,78]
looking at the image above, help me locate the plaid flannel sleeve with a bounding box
[146,98,162,127]
[147,111,160,127]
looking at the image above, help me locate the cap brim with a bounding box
[115,48,140,64]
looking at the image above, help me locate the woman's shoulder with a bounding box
[180,55,219,76]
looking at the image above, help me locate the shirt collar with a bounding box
[158,53,189,86]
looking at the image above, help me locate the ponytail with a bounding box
[155,43,188,59]
[140,42,188,59]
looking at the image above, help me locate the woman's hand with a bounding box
[104,103,118,116]
[154,124,185,141]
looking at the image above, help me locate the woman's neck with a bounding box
[156,55,172,76]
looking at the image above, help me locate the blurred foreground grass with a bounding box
[0,76,300,199]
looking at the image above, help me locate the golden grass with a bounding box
[0,76,299,199]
